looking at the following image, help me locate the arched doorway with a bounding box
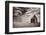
[31,15,37,23]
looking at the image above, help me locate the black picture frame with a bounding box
[5,1,45,34]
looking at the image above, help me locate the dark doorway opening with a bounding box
[31,15,37,23]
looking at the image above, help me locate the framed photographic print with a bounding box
[5,1,45,34]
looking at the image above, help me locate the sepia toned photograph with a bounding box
[5,1,45,34]
[13,7,40,28]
